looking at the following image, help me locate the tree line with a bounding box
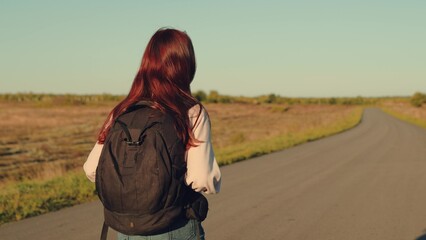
[0,93,123,105]
[0,91,424,106]
[192,90,377,105]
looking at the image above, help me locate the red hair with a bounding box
[98,28,201,149]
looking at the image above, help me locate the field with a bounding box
[0,100,365,224]
[208,103,363,164]
[0,102,362,182]
[0,102,108,182]
[379,99,426,129]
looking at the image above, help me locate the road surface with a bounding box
[1,108,426,240]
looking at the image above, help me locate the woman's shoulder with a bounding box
[188,103,211,129]
[188,103,207,119]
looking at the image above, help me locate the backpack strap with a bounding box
[115,119,159,147]
[196,221,201,240]
[100,221,108,240]
[116,100,154,119]
[115,120,145,146]
[114,100,156,146]
[123,100,154,114]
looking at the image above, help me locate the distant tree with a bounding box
[218,95,232,103]
[411,92,426,107]
[354,96,365,105]
[265,94,277,104]
[207,90,220,103]
[328,97,337,105]
[193,90,207,102]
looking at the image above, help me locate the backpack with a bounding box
[95,101,190,239]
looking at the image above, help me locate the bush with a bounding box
[205,91,234,103]
[410,92,426,107]
[193,90,207,102]
[207,90,220,103]
[265,94,277,104]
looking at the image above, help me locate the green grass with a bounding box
[382,108,426,129]
[216,107,363,165]
[0,171,96,224]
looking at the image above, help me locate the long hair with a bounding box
[97,28,201,149]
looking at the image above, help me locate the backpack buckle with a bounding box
[126,140,142,146]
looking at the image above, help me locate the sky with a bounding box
[0,1,425,97]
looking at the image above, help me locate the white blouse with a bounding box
[83,104,221,194]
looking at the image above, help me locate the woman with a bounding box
[83,28,221,240]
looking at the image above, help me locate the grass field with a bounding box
[0,102,108,182]
[208,103,363,164]
[0,102,362,181]
[0,101,364,224]
[379,99,426,129]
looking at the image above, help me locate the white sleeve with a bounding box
[185,107,222,194]
[83,142,103,182]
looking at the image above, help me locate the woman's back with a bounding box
[83,28,221,240]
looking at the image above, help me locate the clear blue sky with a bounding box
[1,1,425,97]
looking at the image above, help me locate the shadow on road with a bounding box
[415,233,426,240]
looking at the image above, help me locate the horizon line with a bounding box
[0,91,420,99]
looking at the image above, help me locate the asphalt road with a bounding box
[2,108,426,240]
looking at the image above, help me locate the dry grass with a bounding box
[206,104,362,164]
[0,102,113,182]
[379,99,426,129]
[0,102,361,182]
[207,104,357,148]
